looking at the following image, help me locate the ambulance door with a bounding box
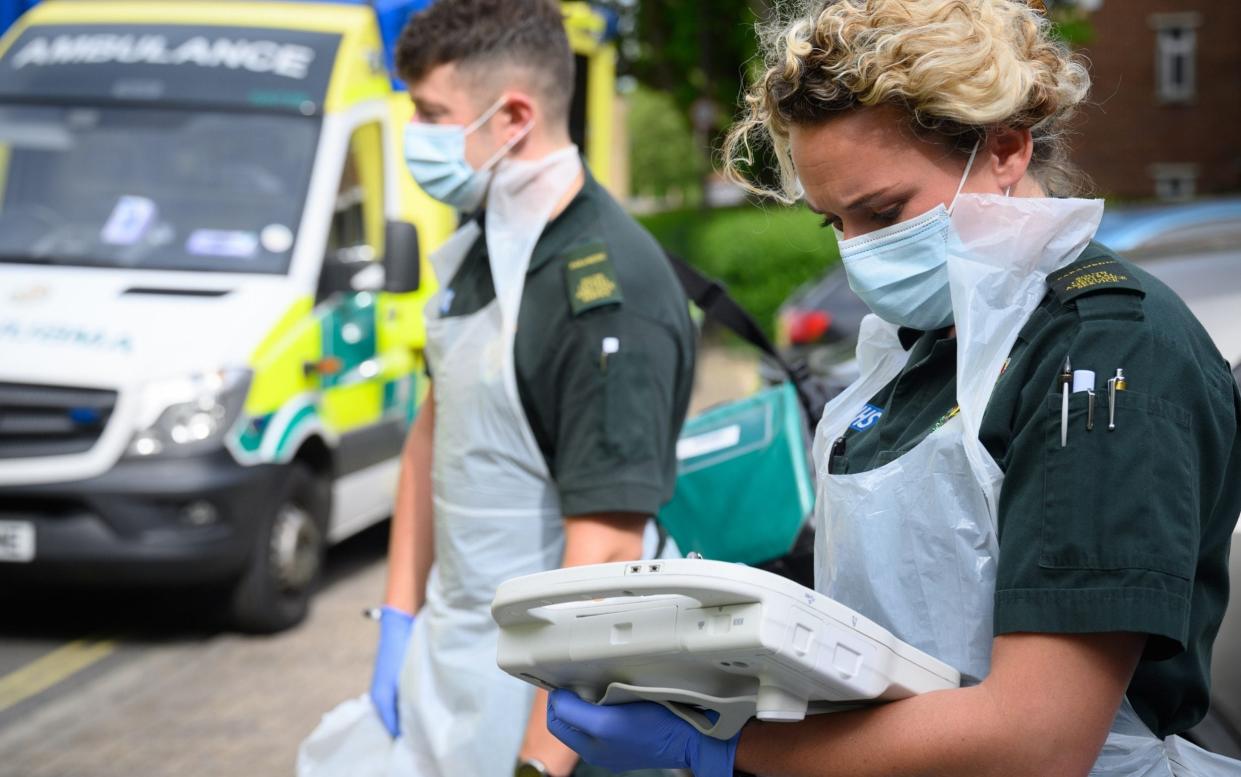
[316,120,406,536]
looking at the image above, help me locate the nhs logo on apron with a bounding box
[849,403,884,433]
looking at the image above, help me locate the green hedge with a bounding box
[639,205,841,337]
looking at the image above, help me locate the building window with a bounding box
[1150,13,1200,103]
[1149,163,1199,202]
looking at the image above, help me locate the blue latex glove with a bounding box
[369,605,415,737]
[547,689,738,777]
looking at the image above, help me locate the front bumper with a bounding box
[0,450,284,586]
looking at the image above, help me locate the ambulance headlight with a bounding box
[126,369,252,458]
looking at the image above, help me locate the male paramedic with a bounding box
[368,2,696,776]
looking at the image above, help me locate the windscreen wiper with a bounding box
[0,254,58,265]
[0,255,123,267]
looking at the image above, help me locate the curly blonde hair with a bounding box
[723,0,1092,202]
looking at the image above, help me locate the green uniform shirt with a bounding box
[431,167,696,517]
[830,243,1241,738]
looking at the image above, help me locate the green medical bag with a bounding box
[661,253,822,568]
[658,381,814,565]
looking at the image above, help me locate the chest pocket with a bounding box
[1039,387,1196,581]
[873,403,960,468]
[599,349,655,462]
[875,449,905,467]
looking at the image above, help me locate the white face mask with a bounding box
[403,97,534,212]
[834,141,983,331]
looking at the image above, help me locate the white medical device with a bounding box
[492,558,960,740]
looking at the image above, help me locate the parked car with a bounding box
[1094,197,1241,258]
[774,197,1241,392]
[0,0,620,633]
[767,265,865,396]
[770,199,1241,757]
[1139,239,1241,760]
[1191,357,1241,758]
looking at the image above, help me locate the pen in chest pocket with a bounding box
[600,336,620,371]
[1073,370,1096,432]
[1059,356,1072,448]
[1108,368,1127,431]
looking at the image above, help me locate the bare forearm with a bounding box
[521,512,649,774]
[383,391,435,614]
[521,687,579,777]
[736,633,1142,777]
[737,686,1012,777]
[559,512,646,566]
[407,410,434,611]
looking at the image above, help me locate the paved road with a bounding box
[0,345,760,777]
[0,526,389,777]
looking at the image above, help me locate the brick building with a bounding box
[1068,0,1241,201]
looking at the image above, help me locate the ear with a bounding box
[986,126,1034,193]
[495,91,536,145]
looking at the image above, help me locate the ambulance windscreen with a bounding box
[0,104,317,274]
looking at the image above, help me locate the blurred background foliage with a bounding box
[603,0,1087,336]
[626,85,706,205]
[605,0,768,208]
[599,0,836,336]
[638,206,840,337]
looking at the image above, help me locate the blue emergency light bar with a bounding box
[0,0,38,36]
[299,0,433,87]
[303,0,619,88]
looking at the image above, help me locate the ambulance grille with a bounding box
[0,382,116,459]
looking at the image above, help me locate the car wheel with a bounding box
[228,461,329,633]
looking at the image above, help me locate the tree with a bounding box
[627,85,706,204]
[599,1,769,133]
[604,0,1091,105]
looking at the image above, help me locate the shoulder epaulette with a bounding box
[1047,251,1144,306]
[563,241,622,315]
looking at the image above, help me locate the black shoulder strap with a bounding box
[664,250,818,422]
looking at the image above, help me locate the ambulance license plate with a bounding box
[0,520,35,562]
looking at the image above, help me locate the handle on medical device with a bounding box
[491,561,772,627]
[597,683,758,740]
[494,561,817,735]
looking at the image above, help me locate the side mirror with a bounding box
[383,220,421,293]
[349,262,385,293]
[319,245,374,299]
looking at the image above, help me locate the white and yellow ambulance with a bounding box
[0,0,616,630]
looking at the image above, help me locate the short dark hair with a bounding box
[395,0,574,119]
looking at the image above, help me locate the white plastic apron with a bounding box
[811,194,1241,775]
[397,146,584,777]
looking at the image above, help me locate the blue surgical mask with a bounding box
[403,97,532,212]
[835,142,982,331]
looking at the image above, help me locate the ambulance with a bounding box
[0,0,617,631]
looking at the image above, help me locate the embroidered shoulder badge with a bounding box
[564,242,623,315]
[1048,257,1144,305]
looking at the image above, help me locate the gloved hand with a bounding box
[547,689,738,777]
[369,605,415,738]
